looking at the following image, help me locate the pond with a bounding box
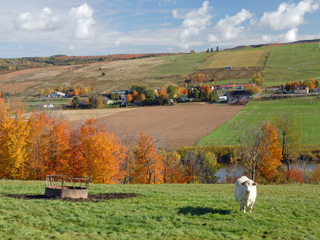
[215,163,318,183]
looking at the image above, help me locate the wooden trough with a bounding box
[45,175,89,199]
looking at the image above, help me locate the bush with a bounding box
[287,168,303,183]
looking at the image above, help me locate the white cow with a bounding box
[234,176,257,213]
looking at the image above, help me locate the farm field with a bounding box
[0,52,211,97]
[1,180,319,239]
[264,43,320,86]
[54,108,135,121]
[198,48,270,69]
[195,97,320,146]
[100,103,243,147]
[150,52,212,76]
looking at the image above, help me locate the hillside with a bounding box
[0,52,212,97]
[1,42,320,97]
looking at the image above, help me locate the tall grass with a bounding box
[195,97,320,146]
[0,180,319,239]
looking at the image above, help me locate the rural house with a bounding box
[227,90,251,104]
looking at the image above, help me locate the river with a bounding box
[215,163,318,183]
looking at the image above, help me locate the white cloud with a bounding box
[262,28,299,43]
[259,0,319,30]
[16,7,60,31]
[15,3,95,39]
[69,4,95,39]
[173,1,212,42]
[215,9,253,40]
[208,33,218,43]
[285,28,299,42]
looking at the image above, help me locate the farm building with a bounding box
[49,91,65,97]
[112,90,127,99]
[227,90,251,104]
[294,87,309,94]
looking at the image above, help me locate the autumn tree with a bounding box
[161,149,184,183]
[273,115,300,172]
[258,122,283,182]
[131,132,163,184]
[126,94,133,104]
[251,73,264,86]
[71,119,124,183]
[132,90,139,102]
[82,86,89,96]
[167,84,180,98]
[139,93,146,103]
[245,84,262,95]
[234,123,266,181]
[0,100,30,179]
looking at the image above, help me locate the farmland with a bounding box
[0,52,212,97]
[199,48,270,69]
[56,103,243,147]
[264,43,320,86]
[195,97,320,146]
[1,180,319,239]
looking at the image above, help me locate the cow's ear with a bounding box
[252,182,257,186]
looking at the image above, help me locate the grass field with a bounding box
[264,43,320,86]
[150,52,212,76]
[195,97,320,146]
[198,48,270,69]
[0,180,319,239]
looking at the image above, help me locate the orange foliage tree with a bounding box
[258,122,283,182]
[126,94,133,104]
[71,119,125,183]
[132,90,139,102]
[131,132,164,184]
[0,100,30,179]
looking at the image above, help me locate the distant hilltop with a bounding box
[225,38,320,51]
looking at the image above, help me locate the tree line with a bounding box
[0,99,220,183]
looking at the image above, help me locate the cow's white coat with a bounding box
[234,176,257,213]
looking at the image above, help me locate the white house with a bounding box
[50,91,66,97]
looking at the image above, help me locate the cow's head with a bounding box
[241,181,257,195]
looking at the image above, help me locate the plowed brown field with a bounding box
[102,103,244,147]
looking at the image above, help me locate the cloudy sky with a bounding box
[1,0,320,58]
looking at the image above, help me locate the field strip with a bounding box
[53,108,136,122]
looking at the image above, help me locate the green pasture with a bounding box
[150,52,212,76]
[198,48,270,69]
[195,97,320,146]
[0,180,319,240]
[264,43,320,86]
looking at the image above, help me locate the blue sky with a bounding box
[1,0,320,58]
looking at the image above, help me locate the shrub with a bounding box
[287,168,303,183]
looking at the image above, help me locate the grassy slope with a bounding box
[150,52,212,76]
[195,97,320,146]
[198,48,270,69]
[1,181,320,240]
[264,43,320,86]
